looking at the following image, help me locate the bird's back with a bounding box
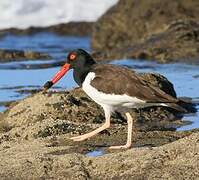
[90,64,179,104]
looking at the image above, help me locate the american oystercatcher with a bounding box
[43,49,185,149]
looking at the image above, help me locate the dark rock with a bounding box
[0,22,94,37]
[37,122,77,138]
[140,73,177,97]
[92,0,199,63]
[127,19,199,63]
[0,49,51,62]
[0,130,198,179]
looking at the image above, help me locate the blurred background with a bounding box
[0,0,117,110]
[0,0,118,29]
[0,0,198,131]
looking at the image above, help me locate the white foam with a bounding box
[0,0,118,29]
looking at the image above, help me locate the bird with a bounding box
[43,49,185,149]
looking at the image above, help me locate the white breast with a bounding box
[82,72,145,108]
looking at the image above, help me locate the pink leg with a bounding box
[109,112,133,149]
[70,106,111,141]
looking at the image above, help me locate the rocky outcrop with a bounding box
[92,0,199,63]
[0,49,51,62]
[0,22,93,37]
[0,132,198,179]
[1,87,192,147]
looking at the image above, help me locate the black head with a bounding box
[66,49,96,86]
[66,49,96,70]
[43,49,96,90]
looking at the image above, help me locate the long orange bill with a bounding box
[51,63,70,84]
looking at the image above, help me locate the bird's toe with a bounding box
[70,135,87,141]
[109,144,131,149]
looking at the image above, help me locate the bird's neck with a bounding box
[73,62,96,86]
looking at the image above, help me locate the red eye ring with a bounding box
[70,53,76,60]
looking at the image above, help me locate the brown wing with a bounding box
[90,64,179,103]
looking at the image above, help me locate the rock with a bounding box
[0,49,51,62]
[140,73,177,97]
[92,0,199,63]
[131,19,199,63]
[0,22,94,37]
[47,22,94,36]
[89,132,199,179]
[0,130,198,179]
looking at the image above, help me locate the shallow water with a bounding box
[0,33,89,111]
[0,33,198,133]
[86,149,105,157]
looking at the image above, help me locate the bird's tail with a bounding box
[164,103,188,113]
[178,98,197,113]
[165,97,197,113]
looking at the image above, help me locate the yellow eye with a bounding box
[70,53,76,60]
